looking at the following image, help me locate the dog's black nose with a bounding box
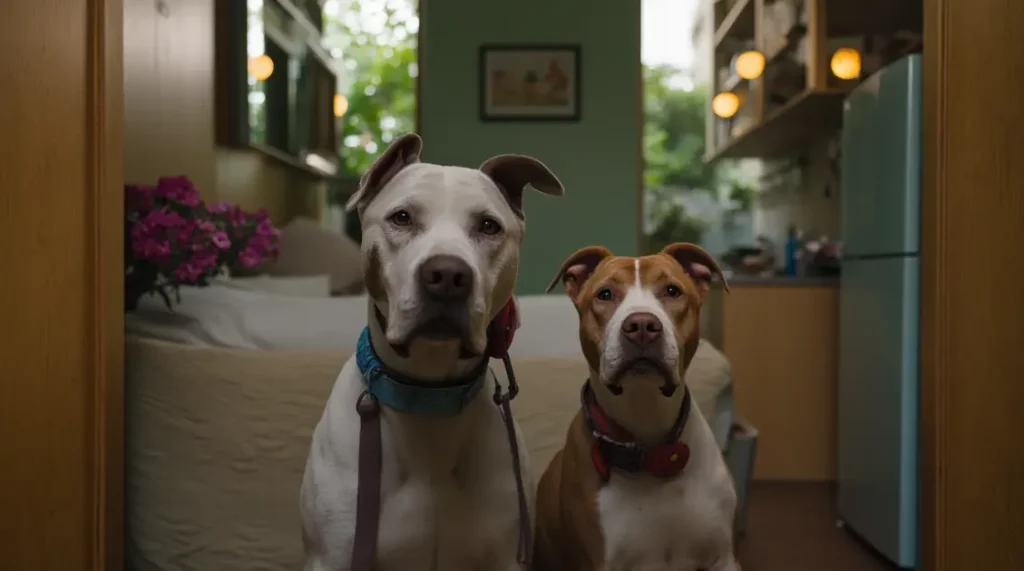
[621,311,662,345]
[418,255,473,301]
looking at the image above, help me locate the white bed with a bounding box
[123,280,740,571]
[127,283,576,356]
[126,282,735,444]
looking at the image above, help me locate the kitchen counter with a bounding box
[702,279,839,482]
[720,275,840,287]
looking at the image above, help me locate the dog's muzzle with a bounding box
[408,254,475,344]
[606,311,678,397]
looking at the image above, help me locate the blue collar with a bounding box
[356,327,489,416]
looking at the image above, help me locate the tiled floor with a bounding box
[737,482,896,571]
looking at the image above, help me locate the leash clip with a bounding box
[355,391,379,417]
[492,353,520,405]
[489,351,531,565]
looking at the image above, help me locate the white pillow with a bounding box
[126,287,581,356]
[125,284,369,350]
[260,218,364,295]
[222,274,331,298]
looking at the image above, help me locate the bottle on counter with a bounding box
[784,225,800,277]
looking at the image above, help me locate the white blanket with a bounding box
[125,336,733,571]
[124,285,736,570]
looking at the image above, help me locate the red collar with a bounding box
[485,298,518,359]
[581,383,692,483]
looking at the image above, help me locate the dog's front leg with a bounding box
[710,556,741,571]
[302,554,332,571]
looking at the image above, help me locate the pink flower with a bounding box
[176,220,197,245]
[208,201,232,215]
[129,211,181,263]
[245,233,269,252]
[173,262,203,283]
[238,247,263,267]
[143,208,185,228]
[131,235,171,261]
[156,175,201,208]
[227,205,248,225]
[256,217,278,236]
[125,179,280,308]
[190,249,219,273]
[211,231,231,250]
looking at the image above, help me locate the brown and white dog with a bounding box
[534,243,740,571]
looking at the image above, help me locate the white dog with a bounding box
[300,133,565,571]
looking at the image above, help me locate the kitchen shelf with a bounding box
[764,23,807,64]
[704,0,922,163]
[825,0,922,37]
[706,88,848,161]
[714,0,755,47]
[721,73,744,93]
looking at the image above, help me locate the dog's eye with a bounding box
[665,284,682,298]
[389,210,412,226]
[479,217,502,235]
[597,288,614,301]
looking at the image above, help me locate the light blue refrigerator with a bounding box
[837,54,921,570]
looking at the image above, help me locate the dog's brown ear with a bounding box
[660,242,729,299]
[345,133,423,212]
[479,154,565,218]
[545,245,613,299]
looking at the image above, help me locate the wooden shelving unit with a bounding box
[824,0,921,37]
[711,88,847,159]
[714,0,755,47]
[704,0,923,162]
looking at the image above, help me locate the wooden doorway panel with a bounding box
[3,0,1024,569]
[0,1,124,570]
[922,0,1024,568]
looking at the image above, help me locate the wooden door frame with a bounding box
[13,0,1024,568]
[1,0,122,569]
[89,0,125,569]
[921,0,1024,568]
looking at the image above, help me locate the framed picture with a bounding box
[479,44,582,122]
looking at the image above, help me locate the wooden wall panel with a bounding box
[123,0,217,196]
[124,0,326,224]
[921,0,1024,568]
[0,0,124,570]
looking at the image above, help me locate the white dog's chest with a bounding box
[375,468,522,570]
[597,470,734,571]
[300,361,530,571]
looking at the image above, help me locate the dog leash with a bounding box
[350,302,530,570]
[352,391,382,571]
[494,352,532,565]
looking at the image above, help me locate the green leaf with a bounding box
[324,1,419,193]
[642,63,749,253]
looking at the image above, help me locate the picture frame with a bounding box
[478,44,582,122]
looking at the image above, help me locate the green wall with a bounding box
[419,0,642,294]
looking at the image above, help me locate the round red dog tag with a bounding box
[645,442,691,478]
